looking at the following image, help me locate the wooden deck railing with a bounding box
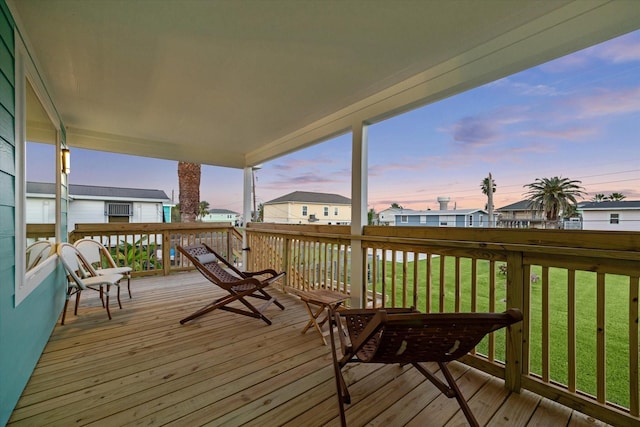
[245,223,640,427]
[49,221,640,426]
[68,222,242,276]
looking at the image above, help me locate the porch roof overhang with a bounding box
[8,0,640,169]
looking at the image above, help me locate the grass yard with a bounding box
[368,256,634,408]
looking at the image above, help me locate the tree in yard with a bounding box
[480,172,496,227]
[390,202,403,209]
[178,162,201,222]
[256,203,264,222]
[368,208,376,225]
[198,201,210,220]
[171,203,181,222]
[606,192,626,201]
[523,176,586,224]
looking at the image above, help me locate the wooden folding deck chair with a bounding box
[329,307,523,427]
[177,243,285,325]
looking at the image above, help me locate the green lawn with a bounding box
[368,256,634,408]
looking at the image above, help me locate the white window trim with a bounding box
[14,32,62,306]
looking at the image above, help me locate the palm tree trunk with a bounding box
[178,162,201,223]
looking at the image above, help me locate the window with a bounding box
[302,205,307,216]
[106,202,132,217]
[324,206,329,216]
[610,213,619,224]
[401,215,408,223]
[106,202,132,223]
[420,215,426,223]
[334,207,338,216]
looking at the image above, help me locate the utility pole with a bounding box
[488,172,494,227]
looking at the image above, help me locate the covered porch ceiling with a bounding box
[9,0,640,169]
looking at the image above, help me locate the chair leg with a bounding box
[329,315,349,427]
[61,291,71,325]
[104,285,112,320]
[116,285,122,309]
[438,362,479,427]
[127,276,132,298]
[74,290,81,315]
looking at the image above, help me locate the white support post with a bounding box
[242,166,253,268]
[350,122,368,308]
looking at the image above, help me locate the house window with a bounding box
[334,207,338,216]
[420,215,426,224]
[610,213,619,224]
[302,205,307,216]
[401,215,408,223]
[324,207,329,216]
[106,202,132,223]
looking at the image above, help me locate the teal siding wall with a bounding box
[0,2,67,424]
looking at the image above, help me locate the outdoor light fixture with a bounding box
[61,148,70,174]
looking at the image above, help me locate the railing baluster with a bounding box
[568,269,577,394]
[439,255,445,312]
[630,276,639,417]
[412,251,418,309]
[597,272,606,404]
[454,256,461,312]
[425,253,431,313]
[542,266,549,383]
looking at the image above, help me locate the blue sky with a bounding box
[28,29,640,214]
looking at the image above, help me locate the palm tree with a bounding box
[591,193,606,202]
[178,162,201,222]
[481,173,496,227]
[607,192,626,201]
[198,201,210,220]
[523,176,585,225]
[390,202,403,209]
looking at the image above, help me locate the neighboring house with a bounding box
[377,207,403,226]
[27,182,172,231]
[496,200,545,229]
[201,208,240,224]
[263,191,351,224]
[578,201,640,231]
[394,208,491,228]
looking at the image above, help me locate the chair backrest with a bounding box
[177,244,243,285]
[75,238,117,269]
[26,240,54,271]
[58,243,99,290]
[341,308,523,364]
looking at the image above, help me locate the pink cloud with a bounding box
[569,86,640,119]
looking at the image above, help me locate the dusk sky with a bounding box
[28,29,640,214]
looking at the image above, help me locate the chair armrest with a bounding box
[244,268,280,277]
[333,309,351,356]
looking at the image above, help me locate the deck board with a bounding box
[9,272,609,426]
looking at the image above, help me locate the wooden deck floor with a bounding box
[9,272,611,427]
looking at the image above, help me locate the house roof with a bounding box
[265,191,351,205]
[497,200,535,211]
[398,209,487,216]
[207,209,239,215]
[9,1,639,170]
[579,201,640,210]
[27,182,171,202]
